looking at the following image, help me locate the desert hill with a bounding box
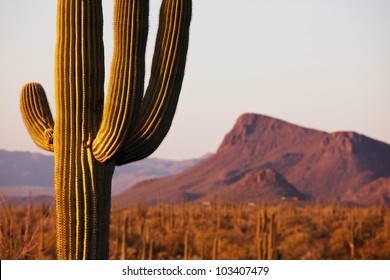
[114,113,390,206]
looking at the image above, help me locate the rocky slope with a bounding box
[115,113,390,206]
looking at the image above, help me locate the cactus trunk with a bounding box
[20,0,191,259]
[55,154,115,259]
[53,0,113,260]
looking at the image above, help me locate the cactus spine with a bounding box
[20,0,191,259]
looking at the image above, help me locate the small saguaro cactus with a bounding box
[256,207,278,260]
[20,0,192,259]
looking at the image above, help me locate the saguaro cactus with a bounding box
[256,207,278,260]
[20,0,192,259]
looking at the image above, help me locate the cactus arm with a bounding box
[92,0,148,163]
[20,83,54,152]
[115,0,192,165]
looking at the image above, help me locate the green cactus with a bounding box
[20,0,191,259]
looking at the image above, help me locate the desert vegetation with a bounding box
[1,195,389,260]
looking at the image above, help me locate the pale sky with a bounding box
[0,0,389,160]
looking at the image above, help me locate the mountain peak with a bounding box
[115,113,390,206]
[217,113,315,154]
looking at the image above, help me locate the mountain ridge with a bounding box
[0,149,207,198]
[114,113,390,206]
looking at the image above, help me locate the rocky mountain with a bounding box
[0,149,206,197]
[114,113,390,206]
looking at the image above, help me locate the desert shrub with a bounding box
[1,198,390,260]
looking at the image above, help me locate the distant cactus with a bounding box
[256,207,278,260]
[183,230,189,260]
[212,238,219,260]
[120,215,129,260]
[20,0,192,259]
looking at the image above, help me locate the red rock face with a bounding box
[114,113,390,206]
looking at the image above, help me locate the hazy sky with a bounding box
[0,0,389,160]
